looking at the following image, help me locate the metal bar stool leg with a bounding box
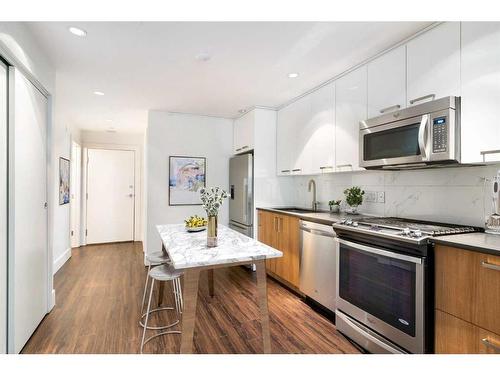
[141,278,155,354]
[140,264,151,314]
[176,278,183,312]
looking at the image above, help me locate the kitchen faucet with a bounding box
[308,179,319,211]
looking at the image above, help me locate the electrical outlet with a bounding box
[377,191,385,203]
[365,191,377,203]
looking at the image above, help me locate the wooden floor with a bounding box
[22,242,360,354]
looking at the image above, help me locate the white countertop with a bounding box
[156,224,283,269]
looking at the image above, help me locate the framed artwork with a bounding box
[169,156,206,206]
[59,157,70,205]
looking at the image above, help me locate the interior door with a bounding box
[86,149,135,244]
[0,60,7,354]
[9,68,48,353]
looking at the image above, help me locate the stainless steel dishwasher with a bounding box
[299,220,337,312]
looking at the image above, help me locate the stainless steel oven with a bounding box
[335,238,426,354]
[359,96,460,169]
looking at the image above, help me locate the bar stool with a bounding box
[140,264,184,353]
[140,251,170,313]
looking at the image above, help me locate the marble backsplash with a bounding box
[290,164,500,227]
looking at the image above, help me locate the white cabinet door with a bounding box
[233,111,254,154]
[307,83,335,175]
[290,94,311,175]
[335,66,367,172]
[276,104,294,175]
[367,45,406,118]
[407,22,461,106]
[461,22,500,163]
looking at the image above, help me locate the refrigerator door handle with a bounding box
[243,178,248,222]
[230,184,235,200]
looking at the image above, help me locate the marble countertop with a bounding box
[257,206,374,226]
[433,232,500,256]
[156,224,282,270]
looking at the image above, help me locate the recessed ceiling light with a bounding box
[93,91,104,96]
[68,26,87,37]
[288,72,299,78]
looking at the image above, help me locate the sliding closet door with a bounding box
[0,60,7,354]
[8,68,48,353]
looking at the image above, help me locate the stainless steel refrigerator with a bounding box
[229,154,253,237]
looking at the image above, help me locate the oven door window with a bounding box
[339,244,416,336]
[363,122,421,161]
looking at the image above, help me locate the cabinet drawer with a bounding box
[435,310,500,354]
[474,252,500,335]
[435,245,500,336]
[435,310,477,354]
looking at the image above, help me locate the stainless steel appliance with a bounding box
[229,154,253,237]
[333,217,478,354]
[360,96,461,169]
[299,220,337,312]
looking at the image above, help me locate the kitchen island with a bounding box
[156,224,282,353]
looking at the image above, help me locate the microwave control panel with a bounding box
[432,116,447,153]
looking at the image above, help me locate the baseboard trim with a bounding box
[53,247,72,275]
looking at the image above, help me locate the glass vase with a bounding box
[207,215,218,247]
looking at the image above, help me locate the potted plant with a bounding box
[200,187,229,247]
[343,186,365,214]
[328,200,341,213]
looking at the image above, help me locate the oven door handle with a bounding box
[418,114,430,161]
[337,238,422,264]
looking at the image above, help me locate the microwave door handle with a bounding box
[418,114,429,161]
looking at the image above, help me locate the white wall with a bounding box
[290,164,500,227]
[81,130,145,243]
[145,111,233,253]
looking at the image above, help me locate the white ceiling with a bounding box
[27,22,432,132]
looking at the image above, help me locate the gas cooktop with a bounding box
[332,216,479,244]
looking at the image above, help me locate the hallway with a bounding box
[22,242,359,354]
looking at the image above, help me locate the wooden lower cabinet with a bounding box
[257,210,300,288]
[435,310,500,354]
[435,244,500,353]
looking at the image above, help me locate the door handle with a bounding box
[409,94,435,105]
[481,338,500,353]
[128,194,134,198]
[418,114,429,161]
[379,104,401,114]
[481,261,500,272]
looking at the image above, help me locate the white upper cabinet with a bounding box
[367,45,406,118]
[277,99,303,175]
[233,110,254,154]
[277,84,335,176]
[461,22,500,163]
[407,22,461,106]
[335,66,367,172]
[307,83,335,175]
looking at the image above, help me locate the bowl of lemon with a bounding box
[184,215,208,232]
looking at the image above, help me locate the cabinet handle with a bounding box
[379,104,401,114]
[278,218,283,233]
[281,169,290,173]
[481,261,500,272]
[273,217,278,232]
[409,94,435,105]
[481,338,500,353]
[241,145,249,150]
[236,148,242,152]
[292,168,301,172]
[336,164,352,169]
[480,149,500,162]
[319,166,333,170]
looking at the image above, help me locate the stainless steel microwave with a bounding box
[359,96,461,169]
